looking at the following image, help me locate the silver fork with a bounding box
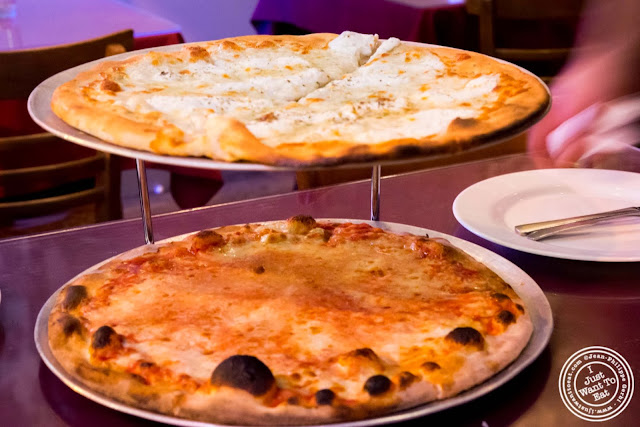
[514,207,640,241]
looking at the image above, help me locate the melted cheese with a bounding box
[247,40,499,146]
[78,222,520,401]
[96,32,501,151]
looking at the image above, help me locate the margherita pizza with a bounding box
[51,32,549,166]
[48,216,533,425]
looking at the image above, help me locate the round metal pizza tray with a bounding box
[27,42,550,173]
[35,220,553,427]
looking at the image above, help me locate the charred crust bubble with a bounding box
[210,355,275,396]
[516,304,525,313]
[91,325,118,349]
[353,348,378,360]
[491,292,511,302]
[58,314,82,337]
[421,361,441,372]
[398,371,417,388]
[497,310,515,325]
[253,265,265,274]
[62,285,88,310]
[364,375,392,396]
[446,327,485,349]
[315,389,335,405]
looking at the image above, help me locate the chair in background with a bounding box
[465,0,586,83]
[0,30,134,238]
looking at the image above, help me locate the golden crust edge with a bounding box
[47,310,533,425]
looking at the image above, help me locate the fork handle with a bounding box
[515,207,640,241]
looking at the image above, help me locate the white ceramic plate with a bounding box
[35,219,552,427]
[453,169,640,262]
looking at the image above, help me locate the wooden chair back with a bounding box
[0,29,133,99]
[466,0,586,82]
[0,30,133,230]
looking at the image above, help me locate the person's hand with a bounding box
[529,74,640,170]
[527,51,637,166]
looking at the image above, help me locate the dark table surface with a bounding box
[1,154,638,426]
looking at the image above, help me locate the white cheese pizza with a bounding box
[51,32,549,166]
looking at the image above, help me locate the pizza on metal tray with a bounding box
[48,216,533,425]
[51,32,549,166]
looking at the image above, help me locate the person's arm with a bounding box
[527,0,640,164]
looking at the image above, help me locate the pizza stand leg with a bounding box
[134,160,379,240]
[371,164,381,221]
[135,159,155,244]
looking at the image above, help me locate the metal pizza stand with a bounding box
[27,49,548,245]
[27,44,553,426]
[27,47,401,244]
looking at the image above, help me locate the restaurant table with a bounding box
[0,153,638,426]
[251,0,471,48]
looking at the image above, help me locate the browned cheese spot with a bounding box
[190,230,225,252]
[100,79,122,93]
[220,40,242,51]
[257,40,276,49]
[187,46,210,62]
[257,112,277,122]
